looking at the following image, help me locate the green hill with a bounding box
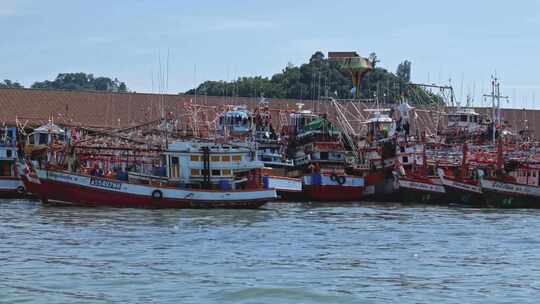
[186,51,440,105]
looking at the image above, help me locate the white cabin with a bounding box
[27,122,67,145]
[218,106,253,136]
[364,110,396,141]
[446,108,483,132]
[162,140,264,188]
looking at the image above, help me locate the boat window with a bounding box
[222,169,232,175]
[170,157,180,178]
[448,115,459,122]
[221,155,230,162]
[403,156,409,163]
[460,115,468,122]
[39,133,48,145]
[232,155,242,162]
[211,169,221,176]
[320,152,329,160]
[190,169,200,176]
[190,155,200,162]
[0,161,12,177]
[211,155,220,162]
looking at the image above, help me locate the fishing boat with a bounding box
[0,127,25,197]
[21,139,277,208]
[217,103,303,200]
[481,167,540,208]
[287,108,364,201]
[437,143,484,205]
[352,107,399,200]
[480,140,540,208]
[394,140,446,204]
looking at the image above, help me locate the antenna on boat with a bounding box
[483,75,509,145]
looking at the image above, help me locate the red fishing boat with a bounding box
[437,143,484,205]
[21,140,277,209]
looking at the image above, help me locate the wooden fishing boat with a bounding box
[302,169,364,201]
[287,108,365,201]
[439,170,483,205]
[21,139,277,208]
[395,173,446,204]
[393,140,446,204]
[436,143,484,206]
[480,154,540,208]
[20,166,275,208]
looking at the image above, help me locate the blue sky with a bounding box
[2,0,540,108]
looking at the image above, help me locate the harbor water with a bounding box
[2,199,540,303]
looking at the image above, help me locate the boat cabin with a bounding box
[161,141,264,189]
[0,127,18,178]
[364,109,396,141]
[218,106,253,136]
[27,122,67,146]
[446,108,483,131]
[509,165,540,187]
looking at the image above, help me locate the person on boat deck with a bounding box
[90,164,103,177]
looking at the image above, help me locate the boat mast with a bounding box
[483,76,509,145]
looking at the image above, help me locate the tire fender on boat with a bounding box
[336,176,346,185]
[16,186,26,195]
[330,173,337,181]
[152,189,163,200]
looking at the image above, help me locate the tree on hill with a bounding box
[31,73,128,92]
[186,52,440,105]
[396,60,412,83]
[0,79,24,88]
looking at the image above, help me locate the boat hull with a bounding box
[0,177,26,198]
[22,169,276,209]
[481,178,540,208]
[263,176,304,201]
[395,177,446,204]
[302,174,364,202]
[439,176,484,206]
[303,184,363,201]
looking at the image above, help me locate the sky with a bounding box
[1,0,540,108]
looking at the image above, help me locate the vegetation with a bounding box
[186,52,440,105]
[30,73,128,92]
[396,60,412,83]
[0,79,24,89]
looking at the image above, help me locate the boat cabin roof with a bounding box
[31,122,66,135]
[446,108,480,116]
[166,140,250,153]
[363,112,394,124]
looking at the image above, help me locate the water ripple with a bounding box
[2,199,540,303]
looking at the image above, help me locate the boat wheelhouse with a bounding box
[440,108,491,143]
[0,127,25,196]
[217,106,253,137]
[26,121,67,146]
[364,109,396,142]
[159,140,263,190]
[446,108,483,130]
